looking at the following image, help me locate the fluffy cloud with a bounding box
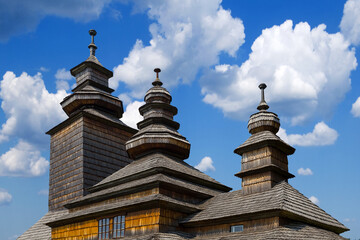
[121,101,145,129]
[0,0,111,41]
[0,71,66,177]
[0,71,68,147]
[340,0,360,46]
[351,96,360,117]
[195,156,216,172]
[277,122,338,146]
[111,0,245,98]
[201,20,357,125]
[118,93,132,106]
[0,189,12,205]
[309,196,319,205]
[55,68,74,91]
[0,140,49,177]
[297,167,313,176]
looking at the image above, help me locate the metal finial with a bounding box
[152,68,163,86]
[257,83,269,111]
[88,29,97,56]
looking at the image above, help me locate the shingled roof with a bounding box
[89,153,231,193]
[59,222,344,240]
[17,210,67,240]
[180,181,348,234]
[192,222,347,240]
[234,130,295,155]
[64,173,223,209]
[48,193,201,227]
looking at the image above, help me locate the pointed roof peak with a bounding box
[126,69,190,160]
[88,29,97,57]
[152,68,163,86]
[257,83,269,111]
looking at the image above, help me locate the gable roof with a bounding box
[180,181,348,234]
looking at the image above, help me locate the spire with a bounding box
[234,83,295,194]
[153,68,163,86]
[88,29,97,57]
[62,30,123,118]
[126,68,190,160]
[257,83,269,111]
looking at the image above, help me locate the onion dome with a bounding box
[126,68,190,160]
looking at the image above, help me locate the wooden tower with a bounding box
[234,83,295,194]
[46,30,136,211]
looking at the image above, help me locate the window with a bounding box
[99,218,110,240]
[230,225,244,233]
[98,215,125,239]
[112,215,125,238]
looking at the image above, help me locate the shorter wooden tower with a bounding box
[234,83,295,194]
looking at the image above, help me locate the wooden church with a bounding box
[18,30,348,240]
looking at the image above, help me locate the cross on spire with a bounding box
[257,83,269,111]
[88,29,97,56]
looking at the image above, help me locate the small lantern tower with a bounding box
[234,83,295,194]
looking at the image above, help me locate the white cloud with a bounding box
[195,156,215,172]
[0,140,49,177]
[0,0,112,41]
[0,189,12,205]
[0,71,68,147]
[0,71,66,177]
[340,0,360,46]
[297,167,313,176]
[111,0,245,98]
[118,93,132,106]
[309,196,319,205]
[39,66,49,72]
[55,68,72,81]
[277,122,338,146]
[38,189,49,196]
[55,68,74,91]
[121,101,145,129]
[351,96,360,117]
[201,20,357,125]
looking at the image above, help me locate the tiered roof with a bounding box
[60,29,124,119]
[126,69,191,160]
[18,31,349,240]
[180,181,348,233]
[46,70,231,229]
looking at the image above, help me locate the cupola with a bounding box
[60,29,124,118]
[126,68,191,159]
[234,83,295,194]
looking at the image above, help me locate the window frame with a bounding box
[230,224,244,233]
[98,214,126,240]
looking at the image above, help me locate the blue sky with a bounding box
[0,0,359,239]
